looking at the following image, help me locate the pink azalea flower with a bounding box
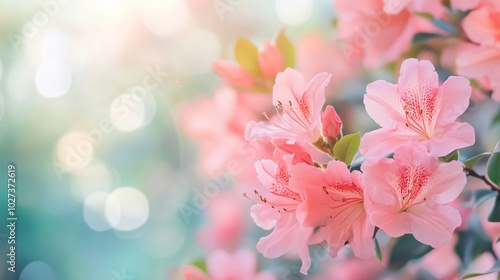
[246,154,318,274]
[290,160,375,259]
[181,248,276,280]
[212,61,255,89]
[362,144,466,248]
[334,0,437,68]
[360,58,475,158]
[457,0,500,101]
[245,68,331,145]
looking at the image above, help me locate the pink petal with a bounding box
[245,120,299,143]
[408,204,462,248]
[272,139,314,165]
[322,105,343,138]
[431,121,475,156]
[397,59,439,99]
[456,44,500,78]
[250,204,279,230]
[427,160,467,205]
[272,68,306,107]
[289,163,329,227]
[436,76,471,125]
[212,61,255,88]
[364,80,405,128]
[304,72,331,122]
[181,266,209,280]
[256,214,299,258]
[348,212,376,259]
[258,42,284,79]
[451,0,479,10]
[360,127,418,158]
[462,7,497,46]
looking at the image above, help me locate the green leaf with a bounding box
[389,234,433,270]
[462,260,500,279]
[440,150,459,162]
[487,194,500,222]
[412,32,442,44]
[469,189,498,207]
[275,29,295,68]
[464,152,491,169]
[415,12,434,20]
[374,238,383,262]
[234,38,260,76]
[491,109,500,127]
[333,133,360,166]
[487,149,500,187]
[191,259,208,273]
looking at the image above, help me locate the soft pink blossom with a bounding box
[247,154,317,274]
[290,160,375,258]
[213,41,284,92]
[258,42,285,79]
[180,88,273,180]
[410,234,461,279]
[362,144,466,248]
[335,0,437,68]
[360,58,475,158]
[212,61,255,89]
[310,257,385,280]
[182,249,276,280]
[451,0,480,10]
[322,105,343,139]
[295,33,361,90]
[457,0,500,101]
[197,192,245,250]
[245,68,331,145]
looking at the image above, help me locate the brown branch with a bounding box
[464,166,500,192]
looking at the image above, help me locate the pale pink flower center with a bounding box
[323,181,364,227]
[400,85,437,139]
[397,165,430,211]
[245,166,300,214]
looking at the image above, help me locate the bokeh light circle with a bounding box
[35,61,72,98]
[83,192,113,232]
[71,161,113,201]
[105,187,149,231]
[275,0,313,25]
[109,89,156,131]
[55,131,94,172]
[19,261,56,280]
[170,28,221,75]
[142,0,190,38]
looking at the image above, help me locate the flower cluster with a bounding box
[244,59,474,274]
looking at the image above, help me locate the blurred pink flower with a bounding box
[457,0,500,101]
[290,160,375,259]
[197,192,245,251]
[180,88,272,180]
[295,33,361,90]
[310,257,385,280]
[383,0,445,18]
[360,58,475,158]
[182,249,275,280]
[245,68,331,145]
[246,154,318,274]
[213,41,284,92]
[451,0,479,10]
[411,234,460,279]
[335,0,436,68]
[362,144,466,248]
